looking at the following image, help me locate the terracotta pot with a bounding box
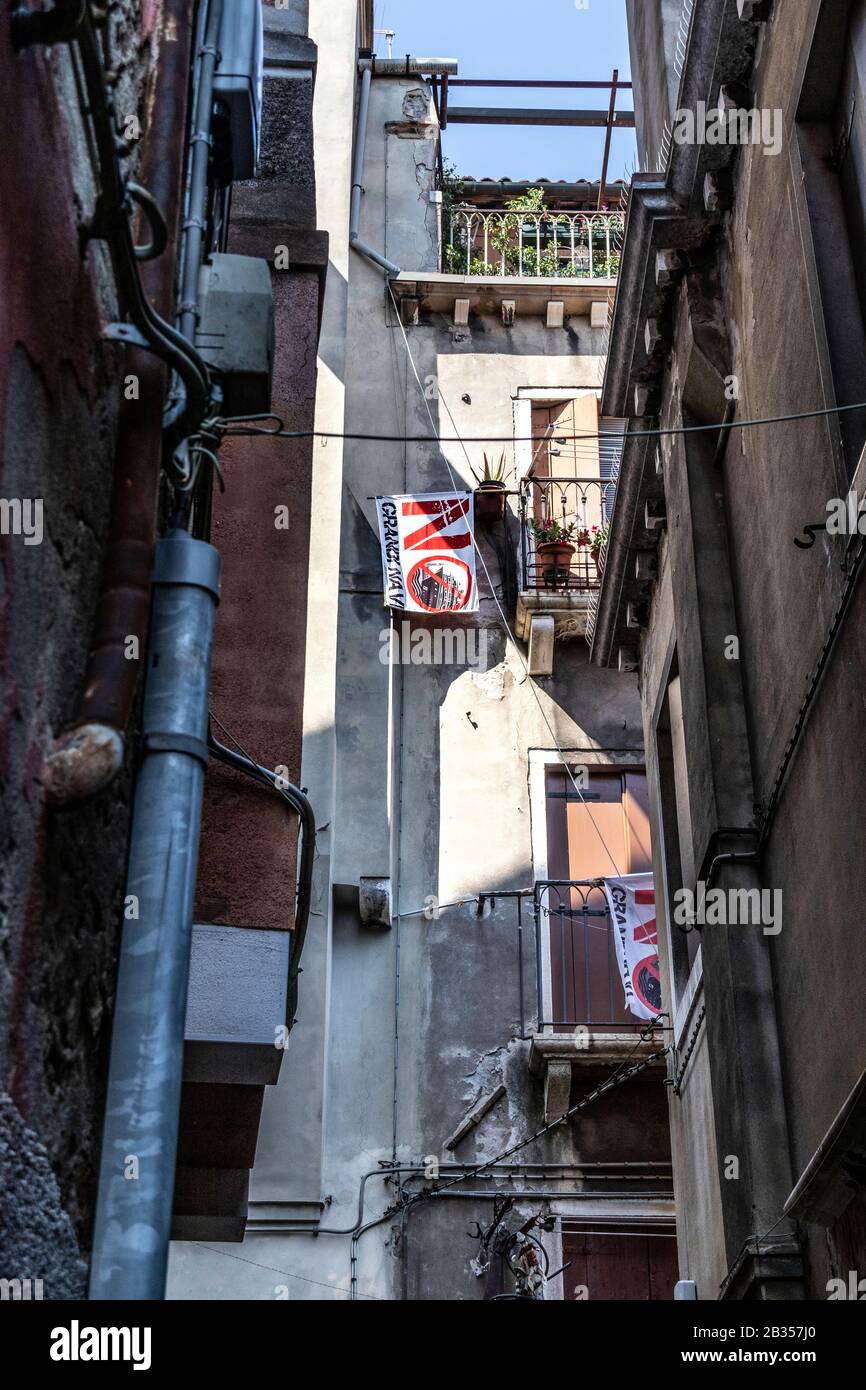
[474,482,507,519]
[536,540,575,579]
[592,548,602,575]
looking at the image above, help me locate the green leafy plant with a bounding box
[530,518,576,545]
[444,178,622,280]
[588,523,610,553]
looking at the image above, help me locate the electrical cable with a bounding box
[207,709,316,1030]
[215,394,866,444]
[71,6,212,438]
[191,1243,383,1300]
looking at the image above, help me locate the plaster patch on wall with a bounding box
[468,662,511,701]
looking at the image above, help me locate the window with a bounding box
[798,0,866,481]
[530,398,601,481]
[541,764,652,1031]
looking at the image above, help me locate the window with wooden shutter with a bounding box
[542,764,653,1031]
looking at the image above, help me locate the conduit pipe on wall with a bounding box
[89,529,221,1301]
[165,0,225,440]
[349,56,458,279]
[207,733,315,1029]
[42,0,199,803]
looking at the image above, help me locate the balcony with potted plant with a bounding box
[515,478,615,676]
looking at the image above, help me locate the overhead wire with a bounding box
[214,394,866,444]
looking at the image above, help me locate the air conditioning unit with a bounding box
[214,0,263,180]
[195,254,274,417]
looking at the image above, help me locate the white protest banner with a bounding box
[375,492,478,613]
[603,873,661,1022]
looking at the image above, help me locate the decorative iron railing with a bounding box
[446,208,625,279]
[534,880,644,1032]
[518,476,617,592]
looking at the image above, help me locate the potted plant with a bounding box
[588,523,609,575]
[472,452,509,519]
[530,518,576,581]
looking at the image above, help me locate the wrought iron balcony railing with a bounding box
[446,208,624,279]
[518,476,616,592]
[534,880,644,1032]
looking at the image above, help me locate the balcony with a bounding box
[388,204,624,325]
[529,880,666,1122]
[446,207,623,280]
[515,475,617,671]
[533,880,640,1033]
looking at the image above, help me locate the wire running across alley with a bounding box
[217,395,866,445]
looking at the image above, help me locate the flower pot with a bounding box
[536,540,575,582]
[592,548,602,576]
[474,482,507,520]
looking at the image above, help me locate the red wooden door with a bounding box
[562,1226,678,1301]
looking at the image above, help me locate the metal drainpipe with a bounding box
[350,61,402,278]
[88,529,220,1301]
[349,56,457,278]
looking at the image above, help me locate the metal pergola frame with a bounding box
[428,71,634,209]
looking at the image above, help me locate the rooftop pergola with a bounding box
[427,71,635,208]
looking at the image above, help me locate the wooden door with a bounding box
[562,1226,678,1301]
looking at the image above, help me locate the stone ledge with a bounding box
[390,270,615,320]
[720,1235,805,1301]
[529,1031,667,1075]
[516,590,594,642]
[529,1032,667,1124]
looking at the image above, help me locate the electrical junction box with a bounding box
[195,254,274,418]
[214,0,263,180]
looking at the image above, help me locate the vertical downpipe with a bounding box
[89,530,220,1299]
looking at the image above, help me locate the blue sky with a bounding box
[372,0,635,183]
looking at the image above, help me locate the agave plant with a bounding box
[472,452,507,487]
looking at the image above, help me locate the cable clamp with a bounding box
[177,298,199,315]
[142,732,209,767]
[103,322,150,349]
[190,130,213,147]
[197,44,221,60]
[183,215,206,231]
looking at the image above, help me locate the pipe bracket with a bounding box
[142,732,210,766]
[153,531,221,600]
